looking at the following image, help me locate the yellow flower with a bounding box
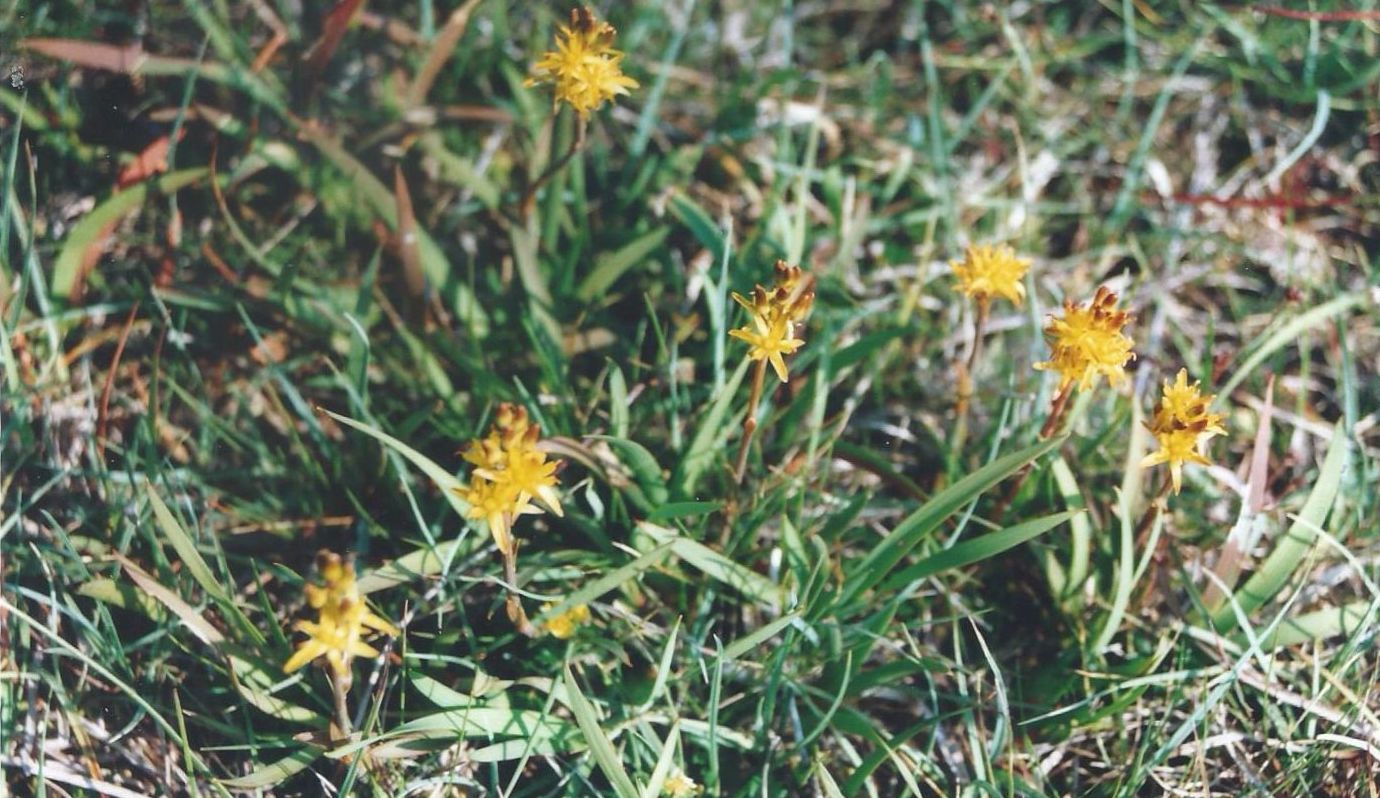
[455,404,563,556]
[951,243,1031,306]
[663,769,701,797]
[525,7,638,117]
[284,552,398,677]
[1140,369,1227,494]
[1034,286,1135,393]
[541,602,591,639]
[729,261,815,382]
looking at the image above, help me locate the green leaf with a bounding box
[381,706,571,744]
[832,328,909,371]
[646,501,721,522]
[608,363,630,439]
[563,665,641,798]
[358,539,466,595]
[1213,423,1349,627]
[118,555,225,647]
[533,544,673,627]
[1214,296,1363,409]
[640,522,782,606]
[576,227,669,301]
[230,656,318,723]
[722,612,801,661]
[77,578,166,621]
[877,512,1076,592]
[322,409,470,520]
[672,358,749,498]
[218,746,322,790]
[305,130,488,336]
[53,168,209,299]
[1255,600,1377,650]
[668,193,725,263]
[145,485,230,605]
[589,435,669,508]
[642,722,682,798]
[838,436,1065,606]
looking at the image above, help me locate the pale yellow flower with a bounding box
[525,7,638,117]
[455,404,563,556]
[729,261,815,382]
[541,602,591,639]
[951,243,1030,306]
[284,552,398,676]
[1140,369,1227,494]
[663,769,701,797]
[1034,286,1135,393]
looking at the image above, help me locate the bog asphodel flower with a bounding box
[455,403,563,556]
[541,602,591,639]
[526,7,638,117]
[284,552,398,677]
[663,769,701,797]
[730,261,815,382]
[1034,286,1135,392]
[951,243,1030,306]
[1141,369,1227,494]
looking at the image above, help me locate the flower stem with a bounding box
[1131,479,1174,609]
[734,358,770,484]
[1039,386,1073,440]
[995,386,1074,519]
[521,116,588,218]
[330,670,353,741]
[952,297,990,454]
[503,547,536,636]
[1133,479,1172,557]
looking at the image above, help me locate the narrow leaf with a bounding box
[878,512,1075,592]
[145,484,230,604]
[1214,423,1349,627]
[218,747,322,790]
[576,227,669,301]
[840,436,1064,605]
[564,665,641,798]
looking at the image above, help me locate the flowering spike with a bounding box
[729,261,814,383]
[1034,286,1135,393]
[285,552,398,676]
[525,7,638,117]
[1140,369,1227,494]
[454,404,563,555]
[951,243,1031,306]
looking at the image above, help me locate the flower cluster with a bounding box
[663,769,701,797]
[455,403,564,556]
[1141,369,1227,493]
[729,261,815,383]
[284,552,397,677]
[1035,286,1136,393]
[541,602,591,639]
[526,7,638,117]
[951,243,1031,307]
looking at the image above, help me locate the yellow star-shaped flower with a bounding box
[1140,369,1227,494]
[1034,286,1135,393]
[951,243,1031,306]
[454,404,563,556]
[729,261,814,383]
[526,7,639,117]
[284,552,398,676]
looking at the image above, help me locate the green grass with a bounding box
[3,2,1379,796]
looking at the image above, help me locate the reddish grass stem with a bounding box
[734,358,770,484]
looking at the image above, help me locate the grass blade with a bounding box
[564,664,641,798]
[1212,422,1349,628]
[839,436,1065,605]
